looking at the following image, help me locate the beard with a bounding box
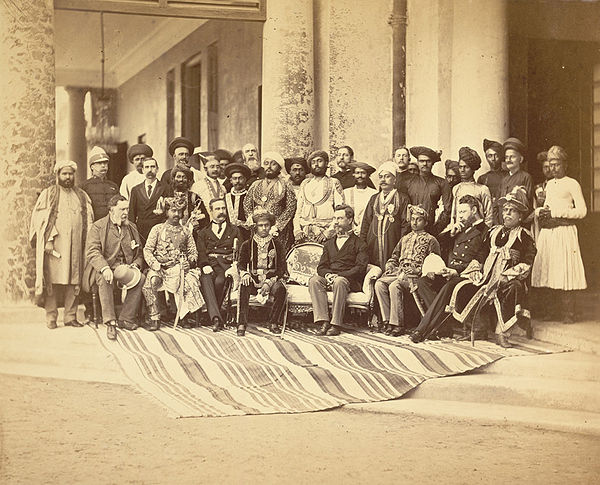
[265,169,280,179]
[173,181,188,191]
[58,178,74,188]
[247,158,260,172]
[311,167,326,177]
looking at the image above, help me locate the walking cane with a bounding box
[173,255,186,329]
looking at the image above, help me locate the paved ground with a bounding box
[1,373,598,485]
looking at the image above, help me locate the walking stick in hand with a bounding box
[173,254,186,329]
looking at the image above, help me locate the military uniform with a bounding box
[81,176,119,221]
[411,220,489,341]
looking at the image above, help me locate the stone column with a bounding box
[65,87,88,183]
[326,0,392,165]
[261,0,315,157]
[0,0,56,302]
[450,0,509,172]
[390,0,408,150]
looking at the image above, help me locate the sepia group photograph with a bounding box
[0,0,599,483]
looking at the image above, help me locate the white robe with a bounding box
[343,186,377,235]
[531,176,587,290]
[119,170,145,199]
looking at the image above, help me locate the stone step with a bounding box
[0,343,116,372]
[477,352,600,382]
[532,320,600,355]
[0,360,128,385]
[345,399,600,436]
[406,372,600,414]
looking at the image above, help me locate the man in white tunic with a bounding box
[191,152,226,207]
[30,161,93,328]
[343,161,377,235]
[120,144,153,199]
[294,150,344,243]
[531,145,587,322]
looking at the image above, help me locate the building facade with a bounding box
[1,0,599,302]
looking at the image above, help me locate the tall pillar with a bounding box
[390,0,408,150]
[261,0,315,157]
[0,0,56,302]
[450,0,509,173]
[65,87,88,183]
[326,0,392,165]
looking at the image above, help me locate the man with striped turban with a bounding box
[30,160,93,329]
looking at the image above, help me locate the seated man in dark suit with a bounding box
[410,195,489,342]
[196,197,241,331]
[309,205,368,336]
[86,195,146,341]
[128,157,167,243]
[237,209,287,337]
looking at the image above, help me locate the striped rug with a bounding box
[92,324,560,418]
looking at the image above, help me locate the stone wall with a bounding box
[0,0,56,302]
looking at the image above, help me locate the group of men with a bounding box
[30,134,587,347]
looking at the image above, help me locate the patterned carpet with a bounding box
[92,324,560,418]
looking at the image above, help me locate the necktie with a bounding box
[147,184,152,197]
[213,221,224,233]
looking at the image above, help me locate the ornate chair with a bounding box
[285,242,382,326]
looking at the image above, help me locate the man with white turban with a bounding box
[244,151,297,253]
[360,161,410,269]
[30,160,94,329]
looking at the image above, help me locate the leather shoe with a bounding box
[326,325,341,336]
[237,324,246,337]
[147,319,160,331]
[409,331,423,343]
[384,324,393,336]
[269,323,280,334]
[47,321,57,330]
[64,320,84,328]
[212,316,223,332]
[117,320,138,331]
[316,321,331,336]
[496,334,512,348]
[107,323,117,341]
[390,326,405,337]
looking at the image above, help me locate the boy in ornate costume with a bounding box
[237,210,288,336]
[374,205,440,336]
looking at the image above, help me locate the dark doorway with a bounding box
[525,39,597,195]
[182,60,202,148]
[107,142,128,187]
[510,38,600,287]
